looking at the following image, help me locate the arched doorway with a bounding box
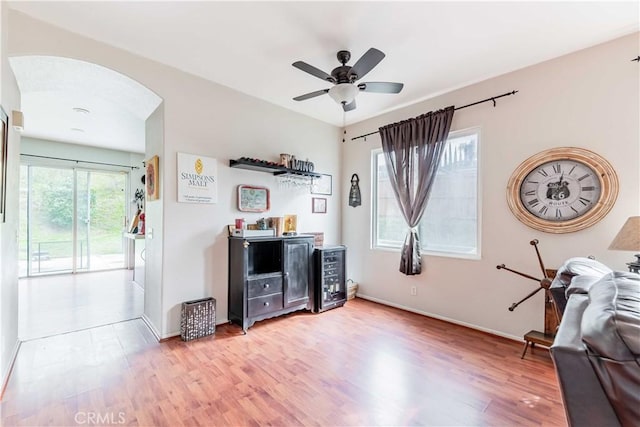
[9,55,162,339]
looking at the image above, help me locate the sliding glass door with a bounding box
[19,165,128,276]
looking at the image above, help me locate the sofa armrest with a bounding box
[581,272,640,427]
[550,294,621,427]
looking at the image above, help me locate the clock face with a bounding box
[519,160,602,221]
[506,147,618,234]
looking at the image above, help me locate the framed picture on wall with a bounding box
[238,185,270,212]
[311,173,332,195]
[312,197,327,214]
[146,155,160,201]
[0,106,8,223]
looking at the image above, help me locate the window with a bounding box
[372,128,480,258]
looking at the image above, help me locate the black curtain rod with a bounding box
[21,154,140,169]
[350,90,518,141]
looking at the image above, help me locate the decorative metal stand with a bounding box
[497,239,559,358]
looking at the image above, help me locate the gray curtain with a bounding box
[378,106,455,275]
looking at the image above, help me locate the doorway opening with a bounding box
[9,54,163,342]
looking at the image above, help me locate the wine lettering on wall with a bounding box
[280,153,314,172]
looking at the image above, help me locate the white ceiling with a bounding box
[7,1,639,152]
[10,56,162,153]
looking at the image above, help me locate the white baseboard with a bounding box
[141,314,161,342]
[356,293,523,342]
[1,339,21,401]
[163,318,229,341]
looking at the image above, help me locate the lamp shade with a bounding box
[328,83,359,105]
[609,216,640,251]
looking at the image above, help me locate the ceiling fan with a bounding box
[292,48,404,112]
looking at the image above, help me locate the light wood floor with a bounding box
[19,270,144,340]
[1,298,566,426]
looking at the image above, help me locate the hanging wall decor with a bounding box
[349,174,361,207]
[177,152,218,204]
[146,155,160,201]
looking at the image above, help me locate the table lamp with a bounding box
[609,216,640,273]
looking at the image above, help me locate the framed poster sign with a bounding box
[177,152,218,204]
[238,185,270,212]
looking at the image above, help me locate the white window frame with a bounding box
[371,127,482,260]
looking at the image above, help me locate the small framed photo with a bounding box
[311,173,332,195]
[238,185,270,212]
[312,197,327,214]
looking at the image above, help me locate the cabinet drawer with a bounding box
[247,276,283,298]
[248,293,283,317]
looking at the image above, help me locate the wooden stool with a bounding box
[521,330,555,358]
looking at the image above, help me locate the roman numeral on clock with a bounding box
[528,199,540,207]
[581,186,595,191]
[579,197,591,206]
[539,206,548,215]
[524,190,536,196]
[537,169,549,177]
[553,164,561,174]
[555,208,562,218]
[578,174,590,181]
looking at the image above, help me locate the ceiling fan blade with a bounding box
[292,61,336,83]
[358,82,404,94]
[293,89,330,101]
[343,100,356,112]
[348,48,385,81]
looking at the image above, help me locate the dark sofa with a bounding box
[549,258,640,427]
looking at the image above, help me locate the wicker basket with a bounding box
[347,281,358,300]
[181,297,216,341]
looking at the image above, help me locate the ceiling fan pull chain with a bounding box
[342,111,347,142]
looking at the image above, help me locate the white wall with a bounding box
[0,0,21,394]
[343,33,640,340]
[8,11,342,338]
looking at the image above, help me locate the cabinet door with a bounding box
[283,239,312,308]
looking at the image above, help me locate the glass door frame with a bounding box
[22,162,131,277]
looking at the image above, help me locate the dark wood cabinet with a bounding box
[314,246,346,312]
[228,236,314,332]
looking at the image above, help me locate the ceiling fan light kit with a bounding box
[292,47,404,112]
[328,83,359,105]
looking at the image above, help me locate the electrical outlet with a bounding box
[410,286,417,296]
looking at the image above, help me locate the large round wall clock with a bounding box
[506,147,618,234]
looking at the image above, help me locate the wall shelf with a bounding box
[229,158,321,178]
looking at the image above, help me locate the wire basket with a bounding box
[347,279,358,300]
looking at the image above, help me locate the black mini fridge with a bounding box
[313,245,346,312]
